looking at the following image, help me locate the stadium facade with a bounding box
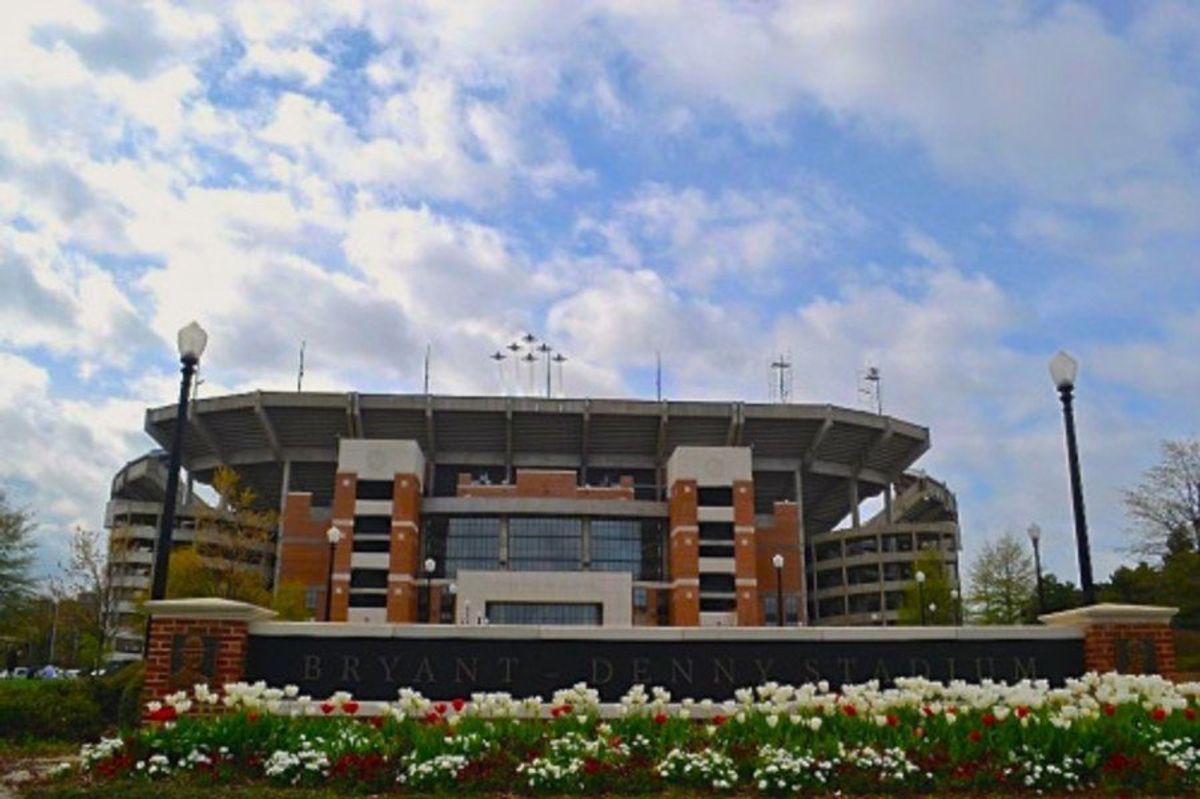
[118,393,959,631]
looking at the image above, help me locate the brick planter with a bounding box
[1041,604,1179,680]
[142,598,277,710]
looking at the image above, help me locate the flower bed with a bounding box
[57,673,1200,794]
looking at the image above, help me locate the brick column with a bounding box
[142,598,276,710]
[1041,604,1179,680]
[328,472,357,622]
[733,480,759,626]
[668,479,700,626]
[387,472,422,623]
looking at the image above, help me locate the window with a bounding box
[354,515,391,534]
[848,592,882,614]
[881,534,913,553]
[784,595,800,624]
[815,541,842,561]
[304,587,319,611]
[700,596,736,612]
[699,544,734,558]
[847,564,880,585]
[633,587,648,611]
[348,593,387,608]
[699,573,735,593]
[696,486,733,506]
[590,519,641,575]
[424,517,501,577]
[487,602,601,625]
[817,596,846,618]
[883,562,913,582]
[352,537,390,553]
[509,517,582,571]
[656,591,670,625]
[697,522,734,541]
[355,480,393,500]
[845,536,879,556]
[817,568,844,588]
[350,569,388,589]
[763,595,778,624]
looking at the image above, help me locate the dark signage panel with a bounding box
[245,634,1085,701]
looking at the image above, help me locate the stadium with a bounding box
[101,392,960,645]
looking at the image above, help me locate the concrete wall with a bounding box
[667,446,752,487]
[456,569,633,627]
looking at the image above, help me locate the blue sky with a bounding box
[1,1,1198,585]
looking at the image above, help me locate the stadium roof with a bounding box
[145,393,932,533]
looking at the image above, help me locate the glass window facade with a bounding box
[487,602,601,625]
[423,517,502,577]
[509,517,582,571]
[590,519,663,579]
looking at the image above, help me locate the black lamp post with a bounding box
[916,570,927,626]
[423,558,436,623]
[324,526,341,621]
[950,588,962,626]
[150,321,208,601]
[772,553,785,628]
[1028,523,1046,615]
[1049,351,1096,605]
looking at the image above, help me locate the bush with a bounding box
[0,680,103,742]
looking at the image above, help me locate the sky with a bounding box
[1,1,1198,585]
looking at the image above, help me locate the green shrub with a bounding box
[0,680,103,742]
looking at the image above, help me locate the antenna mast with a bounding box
[769,353,793,403]
[297,340,305,392]
[859,365,883,415]
[423,343,431,395]
[656,350,662,401]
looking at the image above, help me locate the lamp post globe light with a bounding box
[915,570,927,626]
[423,557,436,623]
[324,526,342,621]
[447,582,457,625]
[150,321,208,602]
[950,588,962,626]
[1028,523,1046,615]
[1049,351,1096,605]
[771,553,785,628]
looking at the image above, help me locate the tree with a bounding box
[1123,438,1200,557]
[272,581,312,621]
[0,488,36,620]
[967,532,1035,625]
[896,548,956,625]
[60,527,123,668]
[168,466,277,602]
[1023,573,1082,622]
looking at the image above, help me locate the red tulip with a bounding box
[342,701,359,715]
[320,702,335,715]
[452,698,466,713]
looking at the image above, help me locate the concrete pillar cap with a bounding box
[1040,603,1177,627]
[145,597,278,622]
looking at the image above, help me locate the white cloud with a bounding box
[235,43,333,87]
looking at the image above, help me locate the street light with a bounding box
[324,526,342,621]
[1028,523,1046,616]
[423,557,436,624]
[446,582,457,625]
[1049,351,1096,605]
[915,570,927,626]
[950,588,962,626]
[150,321,208,601]
[772,553,785,628]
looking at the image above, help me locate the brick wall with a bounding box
[668,479,699,625]
[277,492,332,620]
[1083,623,1177,680]
[753,501,805,624]
[143,617,250,706]
[458,469,635,500]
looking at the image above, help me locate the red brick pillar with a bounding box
[668,480,700,626]
[1041,604,1179,680]
[142,599,277,709]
